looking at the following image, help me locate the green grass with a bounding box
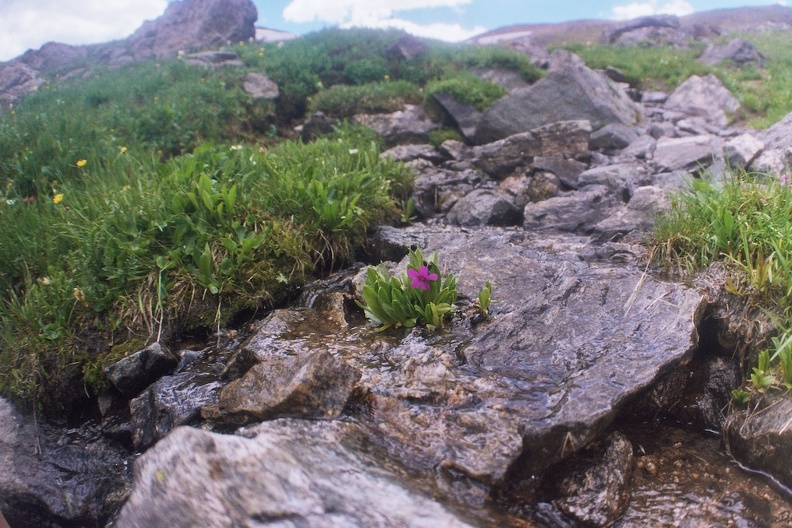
[424,72,507,112]
[653,172,792,394]
[0,124,412,407]
[307,80,422,118]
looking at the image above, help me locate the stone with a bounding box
[385,34,429,61]
[183,50,244,68]
[0,63,46,108]
[724,133,765,168]
[128,0,258,60]
[208,350,361,425]
[298,111,337,141]
[438,139,473,161]
[475,51,642,144]
[525,171,562,203]
[0,398,130,528]
[446,189,523,227]
[523,185,621,234]
[473,120,591,179]
[381,144,446,165]
[593,185,672,241]
[352,104,440,147]
[471,67,532,92]
[601,14,681,44]
[699,39,765,67]
[653,135,721,173]
[551,432,634,527]
[115,421,478,528]
[725,395,792,490]
[757,110,792,150]
[578,162,652,198]
[105,342,178,398]
[432,92,482,141]
[243,72,279,99]
[532,156,589,189]
[412,168,480,217]
[621,134,657,160]
[589,122,640,151]
[18,42,88,73]
[663,74,740,127]
[131,372,222,450]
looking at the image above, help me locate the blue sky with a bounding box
[0,1,787,62]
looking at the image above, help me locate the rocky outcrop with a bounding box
[127,0,257,60]
[352,105,440,146]
[0,0,258,107]
[475,51,642,144]
[663,73,740,127]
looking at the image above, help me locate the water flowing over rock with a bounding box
[475,51,642,144]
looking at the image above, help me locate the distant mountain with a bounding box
[470,5,792,47]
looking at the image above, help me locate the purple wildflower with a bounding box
[408,265,438,291]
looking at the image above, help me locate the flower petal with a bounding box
[407,268,420,279]
[426,272,438,281]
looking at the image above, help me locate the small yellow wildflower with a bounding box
[384,74,390,81]
[72,287,85,302]
[120,146,127,154]
[53,193,64,204]
[76,159,87,168]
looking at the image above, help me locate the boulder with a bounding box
[601,14,681,44]
[206,350,361,425]
[725,396,792,490]
[0,62,46,108]
[105,342,178,398]
[523,185,621,234]
[183,50,244,68]
[589,122,639,151]
[352,104,440,147]
[431,92,482,141]
[577,162,652,198]
[128,0,258,60]
[473,120,591,179]
[699,39,765,67]
[18,42,88,73]
[475,51,642,144]
[663,74,740,127]
[532,156,589,189]
[724,133,765,169]
[593,185,672,241]
[243,71,279,99]
[446,189,523,227]
[653,135,722,173]
[115,421,478,528]
[381,144,446,165]
[412,167,480,217]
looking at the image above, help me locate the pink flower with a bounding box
[408,265,438,291]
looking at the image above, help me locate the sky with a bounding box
[0,0,787,62]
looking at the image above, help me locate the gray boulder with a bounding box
[128,0,258,60]
[601,14,680,44]
[593,185,671,240]
[243,71,279,99]
[18,42,88,73]
[724,133,765,169]
[653,135,722,173]
[412,167,481,216]
[699,39,765,67]
[381,144,446,165]
[446,189,523,226]
[475,51,642,144]
[663,74,740,127]
[523,185,621,233]
[431,92,482,141]
[352,104,440,147]
[589,122,639,151]
[473,120,591,179]
[533,156,589,189]
[115,421,477,528]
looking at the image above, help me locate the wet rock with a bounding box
[524,185,620,234]
[474,120,591,179]
[366,225,429,264]
[207,350,361,425]
[627,355,741,431]
[352,104,440,147]
[0,398,130,528]
[663,74,740,127]
[432,93,482,141]
[590,122,639,151]
[115,420,479,528]
[446,189,523,227]
[724,133,765,169]
[243,71,279,99]
[551,432,634,527]
[182,50,244,68]
[131,372,222,450]
[653,135,721,173]
[725,395,792,490]
[475,51,641,144]
[105,342,178,398]
[699,39,765,67]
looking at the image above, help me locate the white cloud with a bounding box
[283,0,481,42]
[612,0,694,21]
[0,0,167,62]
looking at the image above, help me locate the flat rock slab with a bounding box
[236,228,705,496]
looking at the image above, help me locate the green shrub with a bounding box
[307,80,421,118]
